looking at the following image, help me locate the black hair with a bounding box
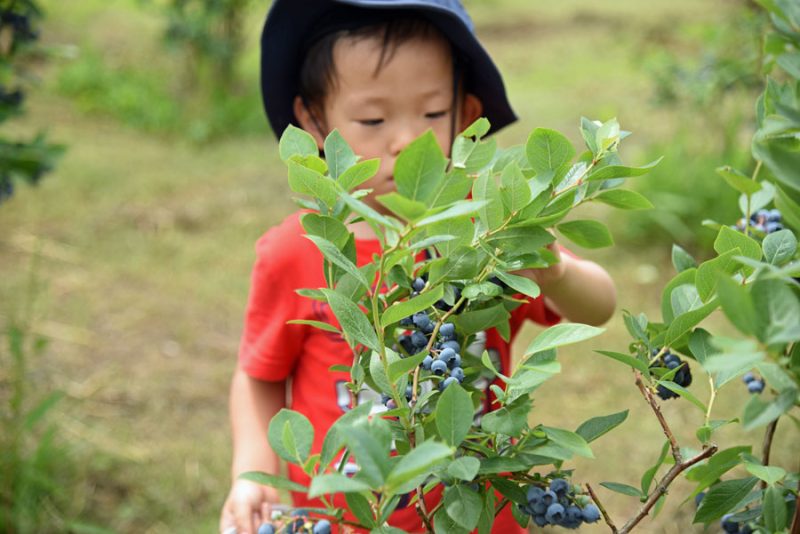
[298,14,464,115]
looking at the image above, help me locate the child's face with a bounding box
[296,32,482,214]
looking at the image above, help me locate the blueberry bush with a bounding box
[242,1,800,533]
[0,0,64,205]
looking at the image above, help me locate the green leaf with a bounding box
[434,507,470,534]
[464,137,497,173]
[541,426,594,458]
[656,381,706,413]
[775,184,800,230]
[305,234,369,290]
[640,441,670,495]
[763,485,788,532]
[742,388,797,430]
[763,229,797,265]
[693,477,758,523]
[322,289,380,351]
[338,159,381,191]
[288,160,338,207]
[375,192,428,221]
[473,170,505,231]
[416,199,489,227]
[744,462,786,485]
[279,124,318,161]
[429,168,474,208]
[324,129,357,180]
[556,220,614,248]
[385,441,453,494]
[661,268,697,323]
[428,217,475,256]
[239,471,309,492]
[462,117,490,139]
[388,352,429,383]
[714,226,762,262]
[672,244,697,272]
[685,446,750,493]
[600,482,644,498]
[594,189,654,210]
[381,285,444,328]
[500,161,531,212]
[286,319,341,334]
[446,457,480,481]
[580,117,600,155]
[696,250,742,302]
[369,350,396,395]
[688,328,715,366]
[301,213,350,249]
[594,350,649,374]
[394,130,447,205]
[716,166,762,195]
[756,361,798,392]
[526,128,575,175]
[492,270,540,299]
[716,276,758,338]
[340,191,402,231]
[575,410,629,443]
[429,246,485,283]
[308,473,373,498]
[524,323,605,356]
[267,409,314,464]
[752,278,800,344]
[454,304,508,337]
[319,402,373,468]
[444,485,483,531]
[435,383,473,447]
[664,298,718,346]
[481,399,530,437]
[346,493,376,528]
[586,158,662,181]
[343,423,391,488]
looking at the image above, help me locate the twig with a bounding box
[790,483,800,534]
[586,483,618,533]
[634,371,682,462]
[415,486,434,533]
[617,446,717,534]
[760,419,779,490]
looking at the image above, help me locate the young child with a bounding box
[220,1,617,533]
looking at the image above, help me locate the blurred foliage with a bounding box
[0,0,64,205]
[162,0,252,94]
[615,3,767,250]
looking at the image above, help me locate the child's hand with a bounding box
[220,479,280,534]
[514,241,567,291]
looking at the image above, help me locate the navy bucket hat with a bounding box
[260,0,517,138]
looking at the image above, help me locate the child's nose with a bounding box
[389,122,422,157]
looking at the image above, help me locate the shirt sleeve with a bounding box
[238,228,310,382]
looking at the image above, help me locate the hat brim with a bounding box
[260,0,517,138]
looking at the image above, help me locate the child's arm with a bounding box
[517,243,616,326]
[220,367,286,534]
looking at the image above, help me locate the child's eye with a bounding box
[425,110,448,119]
[357,118,383,126]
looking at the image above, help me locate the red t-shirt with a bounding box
[239,211,561,533]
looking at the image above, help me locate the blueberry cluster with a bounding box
[381,385,413,409]
[650,350,692,400]
[721,513,754,533]
[518,479,601,529]
[421,322,465,390]
[734,209,783,235]
[257,510,331,534]
[742,372,765,394]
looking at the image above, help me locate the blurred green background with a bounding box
[1,0,797,532]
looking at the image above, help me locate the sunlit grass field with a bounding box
[0,0,796,532]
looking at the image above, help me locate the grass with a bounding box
[0,0,796,532]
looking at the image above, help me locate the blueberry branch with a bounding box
[634,370,681,461]
[586,483,618,533]
[616,446,717,534]
[760,419,779,490]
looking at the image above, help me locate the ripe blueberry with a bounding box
[581,504,600,523]
[257,523,276,534]
[747,379,765,394]
[439,322,455,338]
[441,340,460,352]
[450,367,465,382]
[312,519,332,534]
[545,503,565,524]
[439,347,456,363]
[527,486,545,505]
[411,331,428,350]
[431,360,447,376]
[422,355,433,370]
[721,513,740,533]
[549,478,569,497]
[412,277,426,292]
[440,376,458,390]
[449,353,461,370]
[742,372,755,384]
[542,490,557,506]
